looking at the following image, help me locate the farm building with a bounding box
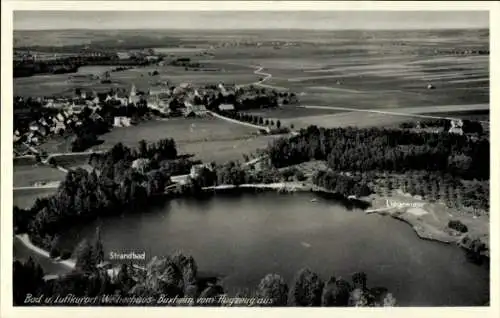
[183,102,207,117]
[448,119,464,135]
[218,104,235,112]
[190,163,213,179]
[113,116,132,128]
[117,52,131,60]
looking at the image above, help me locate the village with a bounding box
[13,79,298,155]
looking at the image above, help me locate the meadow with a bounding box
[89,117,276,162]
[14,29,489,117]
[13,163,67,188]
[14,29,490,161]
[13,188,58,209]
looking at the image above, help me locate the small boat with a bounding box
[310,198,317,202]
[301,242,311,248]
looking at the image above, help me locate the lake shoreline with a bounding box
[15,181,488,274]
[201,182,489,258]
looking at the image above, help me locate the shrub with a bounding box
[448,220,468,233]
[49,247,60,259]
[60,250,72,260]
[47,157,56,166]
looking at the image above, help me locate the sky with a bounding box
[14,11,489,31]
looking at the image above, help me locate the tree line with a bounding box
[14,139,181,249]
[266,125,489,211]
[268,125,488,179]
[14,243,396,307]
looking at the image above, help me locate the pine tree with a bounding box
[93,227,104,266]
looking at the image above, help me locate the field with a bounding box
[13,163,67,188]
[14,29,490,159]
[14,63,261,97]
[15,29,489,115]
[90,117,278,162]
[13,188,58,209]
[37,135,75,154]
[242,106,343,119]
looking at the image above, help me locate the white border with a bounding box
[1,2,498,318]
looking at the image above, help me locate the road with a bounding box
[208,110,270,131]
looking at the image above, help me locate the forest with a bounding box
[267,125,489,211]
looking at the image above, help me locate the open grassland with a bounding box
[51,153,93,170]
[93,117,257,149]
[13,188,58,209]
[13,164,67,188]
[90,117,275,162]
[15,29,489,120]
[241,106,343,119]
[37,135,75,154]
[207,29,488,110]
[178,134,279,163]
[283,112,412,130]
[14,63,260,97]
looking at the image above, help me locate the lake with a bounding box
[16,192,489,306]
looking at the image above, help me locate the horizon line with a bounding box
[14,27,489,32]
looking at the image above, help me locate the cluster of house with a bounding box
[145,82,238,117]
[15,79,282,148]
[14,106,103,146]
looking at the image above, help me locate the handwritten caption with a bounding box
[24,293,274,306]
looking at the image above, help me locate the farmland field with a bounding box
[37,135,75,154]
[242,106,344,119]
[14,28,490,160]
[15,29,489,115]
[90,117,276,162]
[13,188,58,209]
[13,163,67,188]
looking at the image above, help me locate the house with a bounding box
[38,125,49,136]
[55,112,66,123]
[128,84,140,105]
[117,52,131,60]
[148,87,171,97]
[113,116,132,128]
[29,122,40,132]
[145,56,159,62]
[449,119,464,135]
[54,121,66,134]
[89,112,103,122]
[183,102,207,117]
[218,104,235,112]
[27,131,40,145]
[190,164,211,179]
[71,104,85,114]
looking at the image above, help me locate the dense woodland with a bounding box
[267,125,489,211]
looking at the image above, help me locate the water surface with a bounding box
[25,192,489,306]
